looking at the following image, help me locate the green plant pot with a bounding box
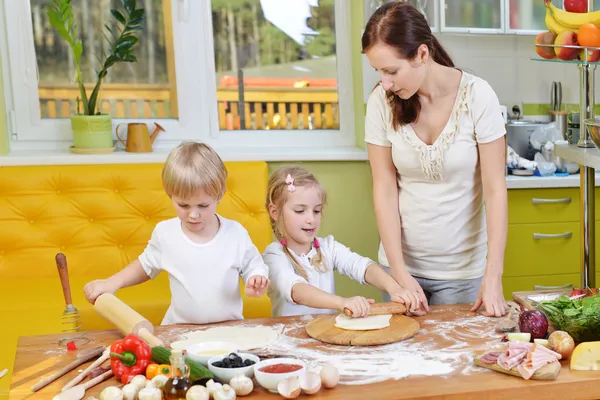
[70,114,114,149]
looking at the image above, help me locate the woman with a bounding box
[362,2,508,318]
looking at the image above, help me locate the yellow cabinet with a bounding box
[504,222,579,278]
[508,188,578,224]
[505,187,581,299]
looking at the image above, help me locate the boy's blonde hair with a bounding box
[266,165,328,280]
[162,141,228,200]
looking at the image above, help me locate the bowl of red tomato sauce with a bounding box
[253,357,306,392]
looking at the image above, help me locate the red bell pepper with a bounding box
[109,334,152,384]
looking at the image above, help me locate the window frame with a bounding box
[439,0,506,35]
[0,0,356,154]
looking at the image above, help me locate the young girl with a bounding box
[83,141,269,325]
[263,165,420,318]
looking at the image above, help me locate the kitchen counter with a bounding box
[9,304,600,400]
[506,171,600,189]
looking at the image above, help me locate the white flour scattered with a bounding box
[43,348,67,356]
[160,307,504,386]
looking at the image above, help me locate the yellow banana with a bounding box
[546,0,600,29]
[545,8,578,35]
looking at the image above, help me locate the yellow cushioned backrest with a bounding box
[0,162,272,317]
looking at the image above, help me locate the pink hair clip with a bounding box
[280,238,287,246]
[313,238,320,248]
[285,174,296,192]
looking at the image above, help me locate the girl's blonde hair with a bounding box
[266,165,328,280]
[162,141,228,200]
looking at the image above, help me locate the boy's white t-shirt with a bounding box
[138,215,269,325]
[263,235,374,317]
[364,71,506,281]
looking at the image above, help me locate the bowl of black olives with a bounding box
[208,352,260,381]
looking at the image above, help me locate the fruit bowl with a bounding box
[584,118,600,149]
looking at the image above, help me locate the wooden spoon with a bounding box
[52,370,113,400]
[61,346,110,391]
[31,346,105,392]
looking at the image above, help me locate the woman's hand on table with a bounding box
[388,287,427,316]
[83,279,117,304]
[471,272,508,317]
[244,275,269,297]
[341,296,374,318]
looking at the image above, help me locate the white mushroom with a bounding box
[229,374,253,396]
[213,384,236,400]
[98,386,123,400]
[137,387,162,400]
[320,365,340,388]
[300,372,321,395]
[277,376,301,399]
[186,385,210,400]
[151,374,169,390]
[129,374,147,390]
[121,383,139,400]
[145,380,157,389]
[206,379,223,396]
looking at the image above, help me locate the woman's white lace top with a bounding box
[364,72,506,280]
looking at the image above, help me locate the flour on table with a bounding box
[170,326,280,350]
[260,308,505,386]
[334,314,391,330]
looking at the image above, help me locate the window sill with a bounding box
[0,146,369,166]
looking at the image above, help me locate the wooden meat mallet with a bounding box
[343,302,407,317]
[94,293,164,347]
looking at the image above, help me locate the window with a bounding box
[0,0,354,153]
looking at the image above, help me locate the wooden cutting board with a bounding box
[512,289,571,311]
[305,314,420,346]
[474,351,561,380]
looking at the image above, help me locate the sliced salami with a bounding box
[479,352,502,364]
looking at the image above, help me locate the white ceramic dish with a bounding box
[184,341,238,366]
[253,358,306,393]
[208,352,260,382]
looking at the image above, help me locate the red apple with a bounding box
[564,0,588,13]
[536,31,557,59]
[555,31,579,60]
[580,48,600,62]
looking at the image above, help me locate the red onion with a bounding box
[518,310,548,339]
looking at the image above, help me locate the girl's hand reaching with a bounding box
[245,275,269,297]
[340,296,374,318]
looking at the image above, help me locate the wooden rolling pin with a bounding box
[94,293,164,347]
[343,302,407,317]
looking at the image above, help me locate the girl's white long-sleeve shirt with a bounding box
[263,235,374,317]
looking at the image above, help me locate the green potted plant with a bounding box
[47,0,144,151]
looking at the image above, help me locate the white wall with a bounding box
[438,34,592,117]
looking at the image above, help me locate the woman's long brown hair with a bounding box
[362,2,455,130]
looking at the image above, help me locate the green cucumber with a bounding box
[151,346,213,381]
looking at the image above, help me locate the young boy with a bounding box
[83,141,269,324]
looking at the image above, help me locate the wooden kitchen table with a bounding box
[9,304,600,400]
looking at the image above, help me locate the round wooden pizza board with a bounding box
[305,314,420,346]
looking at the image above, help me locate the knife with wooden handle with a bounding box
[343,302,407,317]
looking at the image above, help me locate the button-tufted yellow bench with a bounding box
[0,161,272,398]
